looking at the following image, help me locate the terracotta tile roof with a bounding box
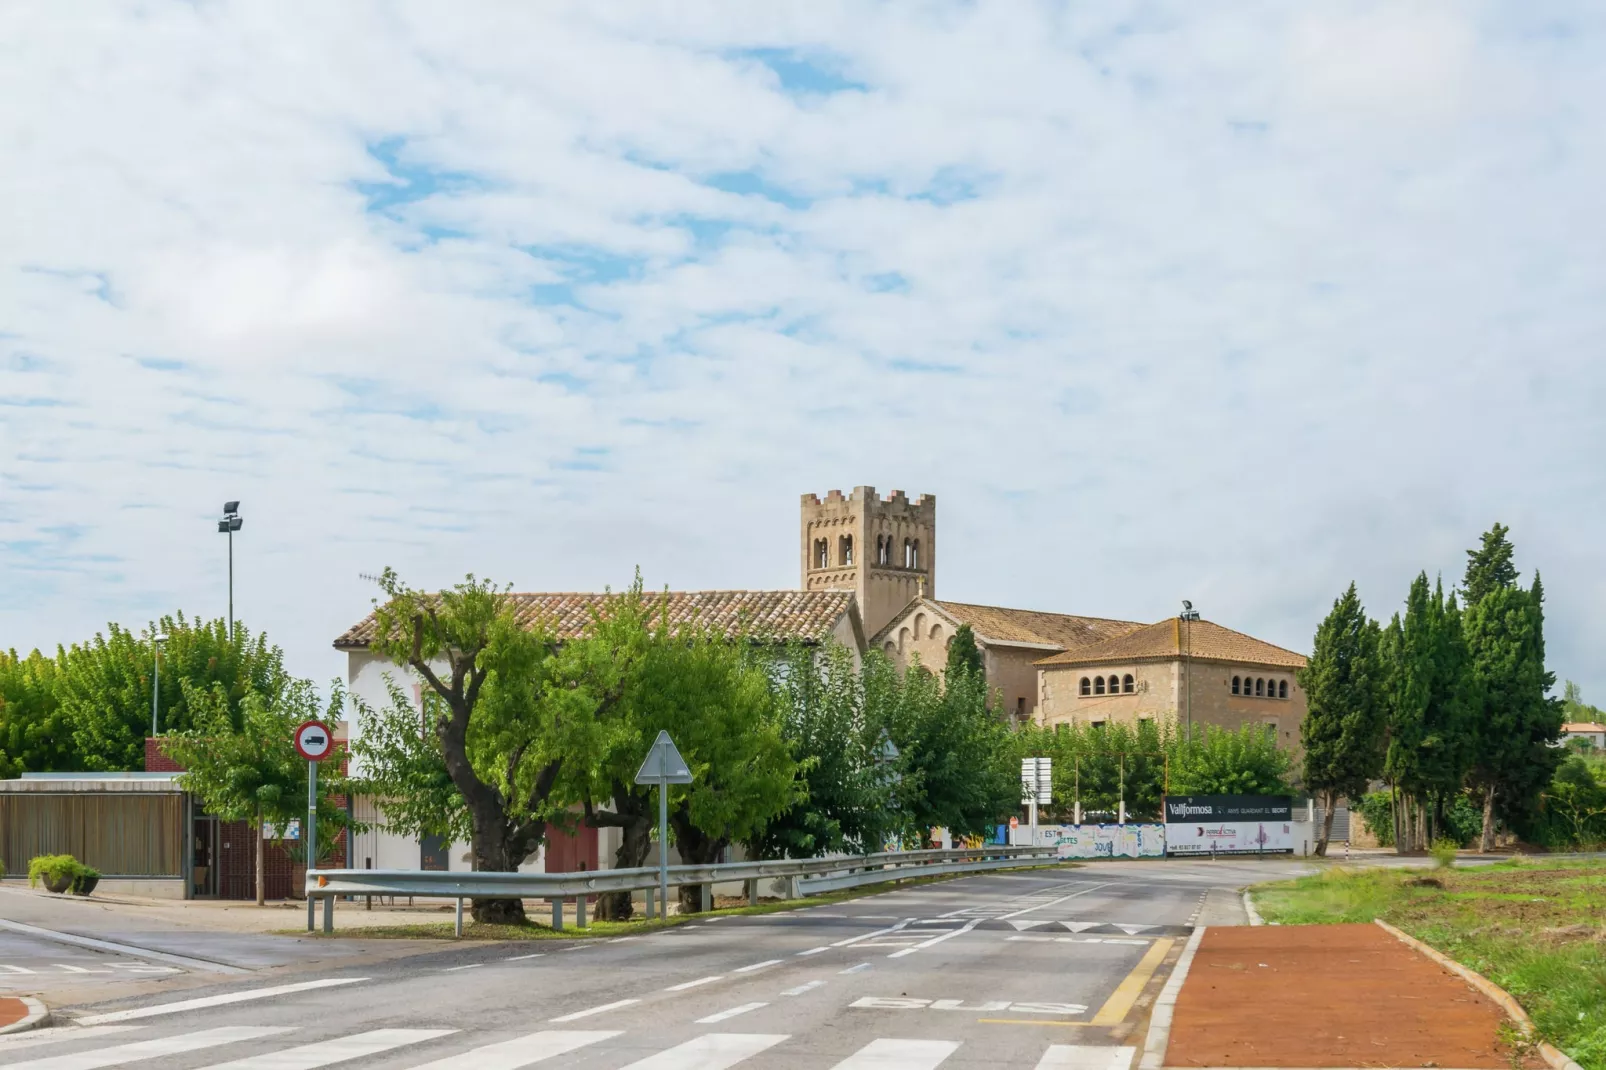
[869,599,1143,650]
[1562,722,1606,734]
[1035,618,1307,669]
[334,590,855,650]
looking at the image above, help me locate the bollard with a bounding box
[576,895,587,928]
[551,897,564,931]
[700,884,712,913]
[747,879,758,907]
[322,893,333,934]
[454,897,463,938]
[644,887,655,920]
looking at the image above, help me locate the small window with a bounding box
[1122,674,1135,694]
[911,539,921,569]
[1016,697,1026,717]
[1232,676,1241,695]
[1090,719,1106,729]
[1094,677,1106,695]
[840,535,853,566]
[883,641,896,656]
[1278,680,1288,699]
[1079,677,1091,696]
[1255,678,1265,697]
[1107,675,1120,693]
[814,539,828,569]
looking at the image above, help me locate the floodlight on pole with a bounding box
[218,502,243,640]
[1179,600,1201,738]
[151,632,169,738]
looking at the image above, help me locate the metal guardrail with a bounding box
[305,845,1060,935]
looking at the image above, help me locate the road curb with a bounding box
[1138,924,1205,1070]
[1374,919,1584,1070]
[0,996,51,1036]
[1242,890,1265,926]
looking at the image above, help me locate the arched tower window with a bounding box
[815,539,830,569]
[1255,678,1265,697]
[1094,677,1106,695]
[1278,680,1288,699]
[911,539,920,569]
[1079,677,1091,696]
[1122,674,1135,693]
[1232,676,1241,695]
[839,535,853,566]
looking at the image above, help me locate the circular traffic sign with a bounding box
[293,720,334,762]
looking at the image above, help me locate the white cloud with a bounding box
[2,0,1603,702]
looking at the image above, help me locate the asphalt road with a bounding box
[2,859,1307,1069]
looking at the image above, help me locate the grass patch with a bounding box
[279,862,1078,943]
[1254,860,1606,1069]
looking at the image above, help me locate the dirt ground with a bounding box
[1166,924,1540,1069]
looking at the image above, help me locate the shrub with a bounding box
[71,864,101,895]
[1356,791,1395,847]
[1430,838,1458,869]
[28,854,82,890]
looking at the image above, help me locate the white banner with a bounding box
[1164,819,1292,855]
[1027,824,1164,859]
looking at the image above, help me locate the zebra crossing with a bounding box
[0,1023,1137,1070]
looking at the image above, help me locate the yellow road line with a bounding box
[1089,937,1174,1026]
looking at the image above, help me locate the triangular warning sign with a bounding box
[634,730,693,784]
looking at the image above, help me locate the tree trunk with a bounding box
[1314,790,1335,857]
[1391,783,1403,855]
[595,816,652,921]
[467,810,536,925]
[255,807,266,907]
[1478,784,1497,853]
[669,809,726,915]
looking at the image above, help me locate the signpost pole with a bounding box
[657,773,669,919]
[306,758,317,933]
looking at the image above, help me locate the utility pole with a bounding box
[1180,600,1201,739]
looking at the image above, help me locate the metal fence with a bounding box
[0,793,183,878]
[305,844,1060,935]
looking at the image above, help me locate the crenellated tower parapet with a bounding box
[801,485,936,638]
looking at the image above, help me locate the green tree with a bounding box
[358,570,640,923]
[0,650,70,778]
[1462,522,1518,609]
[54,615,288,771]
[1465,576,1564,851]
[162,678,351,905]
[1298,582,1383,855]
[749,643,893,862]
[1168,724,1293,796]
[944,623,984,682]
[1562,680,1603,725]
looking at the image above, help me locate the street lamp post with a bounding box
[1179,600,1200,740]
[873,732,900,853]
[151,632,168,737]
[217,502,243,640]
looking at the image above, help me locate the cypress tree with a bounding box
[945,623,985,683]
[1381,574,1434,851]
[1298,583,1383,856]
[1418,580,1474,840]
[1463,522,1518,609]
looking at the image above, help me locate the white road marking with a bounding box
[1034,1045,1136,1070]
[665,976,722,991]
[840,962,870,974]
[505,953,545,961]
[395,1030,622,1069]
[74,979,370,1025]
[854,915,897,920]
[733,959,780,973]
[696,1002,768,1023]
[549,998,639,1022]
[997,884,1112,921]
[0,965,37,973]
[781,980,826,996]
[192,1028,455,1069]
[889,918,981,958]
[831,919,914,948]
[830,1037,960,1068]
[618,1032,788,1069]
[443,964,483,971]
[5,1026,291,1070]
[0,1026,141,1052]
[53,965,103,974]
[796,946,830,956]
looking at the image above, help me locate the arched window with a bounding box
[1255,678,1265,697]
[813,539,828,569]
[840,535,853,566]
[1123,674,1135,694]
[1232,676,1241,695]
[914,613,926,635]
[1079,677,1091,696]
[930,625,942,640]
[911,539,920,569]
[898,626,910,653]
[883,641,896,656]
[1278,680,1288,699]
[880,535,891,565]
[902,538,911,567]
[1094,677,1106,695]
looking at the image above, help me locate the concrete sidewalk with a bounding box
[1162,924,1542,1069]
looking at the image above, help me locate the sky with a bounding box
[3,2,1603,700]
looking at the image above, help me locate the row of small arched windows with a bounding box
[813,534,921,570]
[1079,674,1134,696]
[876,534,919,568]
[1236,677,1289,699]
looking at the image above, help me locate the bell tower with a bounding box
[800,486,936,639]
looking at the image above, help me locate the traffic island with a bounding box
[0,995,50,1035]
[1163,924,1544,1069]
